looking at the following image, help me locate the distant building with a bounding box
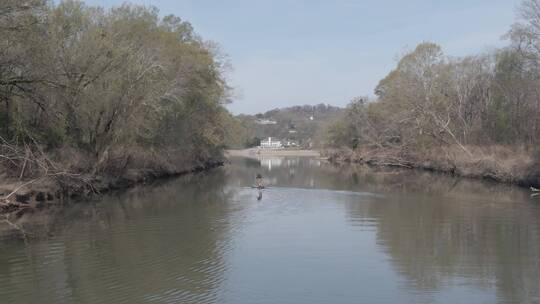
[260,137,282,149]
[255,119,277,125]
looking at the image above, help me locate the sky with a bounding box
[85,0,523,114]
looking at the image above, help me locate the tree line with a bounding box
[0,0,236,178]
[327,0,540,156]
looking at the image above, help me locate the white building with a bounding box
[255,119,277,125]
[260,137,282,149]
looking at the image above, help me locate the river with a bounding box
[1,156,539,304]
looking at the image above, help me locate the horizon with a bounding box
[86,0,522,115]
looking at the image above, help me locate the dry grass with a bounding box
[411,145,533,181]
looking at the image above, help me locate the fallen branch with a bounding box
[1,136,98,205]
[1,172,97,208]
[373,161,413,169]
[1,177,43,201]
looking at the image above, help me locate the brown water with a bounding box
[1,156,540,304]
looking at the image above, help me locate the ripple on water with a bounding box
[2,159,540,304]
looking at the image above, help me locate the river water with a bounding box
[1,156,540,304]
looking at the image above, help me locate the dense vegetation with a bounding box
[233,104,344,149]
[0,0,234,182]
[324,0,540,186]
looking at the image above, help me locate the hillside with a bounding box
[235,104,344,148]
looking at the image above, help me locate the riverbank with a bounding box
[0,160,224,215]
[226,148,321,158]
[324,146,540,188]
[1,1,234,215]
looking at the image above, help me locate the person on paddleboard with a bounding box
[255,174,264,189]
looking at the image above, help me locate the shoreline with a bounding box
[228,147,540,189]
[226,148,321,158]
[0,160,224,215]
[324,147,540,189]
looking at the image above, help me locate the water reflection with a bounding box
[0,171,236,304]
[226,157,540,303]
[0,157,539,303]
[259,157,283,171]
[337,165,540,304]
[256,156,322,170]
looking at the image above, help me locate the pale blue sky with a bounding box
[85,0,522,114]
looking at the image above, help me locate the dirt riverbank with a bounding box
[324,146,540,189]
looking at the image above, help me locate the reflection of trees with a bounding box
[0,170,235,303]
[343,168,540,304]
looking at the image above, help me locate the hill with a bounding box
[234,104,344,148]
